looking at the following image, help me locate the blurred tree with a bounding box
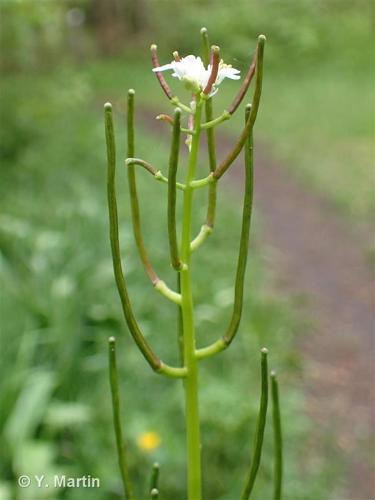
[0,1,65,71]
[87,0,147,56]
[87,0,125,55]
[124,0,147,34]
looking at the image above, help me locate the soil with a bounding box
[137,107,375,500]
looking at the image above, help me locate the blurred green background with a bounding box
[0,1,373,499]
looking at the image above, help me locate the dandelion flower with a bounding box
[137,431,161,452]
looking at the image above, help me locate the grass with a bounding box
[0,64,343,498]
[259,66,374,222]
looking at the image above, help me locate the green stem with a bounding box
[180,95,203,500]
[149,462,160,493]
[190,173,214,189]
[126,90,159,285]
[190,224,213,252]
[126,158,185,190]
[241,348,269,500]
[176,273,184,364]
[271,371,283,500]
[171,96,194,114]
[108,337,135,500]
[201,110,230,129]
[181,127,195,135]
[154,279,182,304]
[168,108,182,270]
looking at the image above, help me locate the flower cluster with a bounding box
[153,54,240,96]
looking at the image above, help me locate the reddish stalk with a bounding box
[151,44,174,100]
[203,46,220,95]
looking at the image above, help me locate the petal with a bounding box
[209,87,219,98]
[216,67,241,84]
[152,62,174,72]
[220,67,241,78]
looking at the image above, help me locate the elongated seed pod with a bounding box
[168,108,182,270]
[151,44,174,100]
[228,47,257,115]
[201,28,218,229]
[213,35,265,180]
[205,98,217,228]
[271,371,283,500]
[108,337,134,500]
[106,103,186,379]
[150,462,160,493]
[200,27,210,66]
[105,103,161,370]
[195,104,254,361]
[241,348,269,500]
[126,90,159,285]
[203,46,220,95]
[222,103,254,346]
[201,28,217,229]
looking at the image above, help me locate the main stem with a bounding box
[181,96,203,500]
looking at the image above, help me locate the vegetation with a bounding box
[0,1,372,498]
[0,65,337,498]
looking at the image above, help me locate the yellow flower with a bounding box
[137,431,161,452]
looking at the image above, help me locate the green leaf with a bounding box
[44,401,91,429]
[4,370,55,450]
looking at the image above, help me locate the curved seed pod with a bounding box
[203,45,220,95]
[126,90,159,285]
[228,46,257,115]
[105,103,161,370]
[151,44,174,100]
[222,103,253,346]
[126,158,158,176]
[213,35,265,180]
[241,348,269,500]
[168,108,182,270]
[271,371,283,500]
[195,104,254,360]
[108,337,135,500]
[105,103,186,379]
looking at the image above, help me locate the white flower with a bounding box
[153,55,240,95]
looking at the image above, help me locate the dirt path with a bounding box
[138,108,374,500]
[252,146,374,500]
